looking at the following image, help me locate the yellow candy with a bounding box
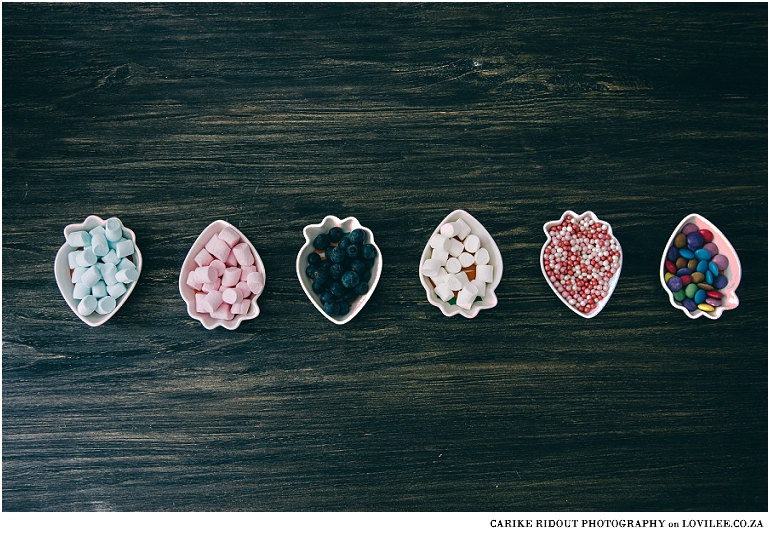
[697,303,715,312]
[664,272,674,283]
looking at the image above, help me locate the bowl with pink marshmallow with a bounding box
[54,215,143,327]
[419,209,503,318]
[179,220,266,330]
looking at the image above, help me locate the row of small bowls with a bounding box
[55,211,741,328]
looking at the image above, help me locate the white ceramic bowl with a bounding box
[179,220,265,330]
[296,215,383,325]
[419,209,503,318]
[54,215,143,327]
[660,213,741,320]
[540,210,623,318]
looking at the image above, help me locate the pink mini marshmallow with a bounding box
[210,302,234,320]
[194,248,214,267]
[201,278,221,292]
[222,267,241,287]
[218,228,241,248]
[225,250,239,267]
[186,271,203,291]
[201,290,223,314]
[205,235,231,262]
[246,271,264,295]
[240,265,257,281]
[195,292,207,313]
[232,242,254,266]
[222,287,243,305]
[230,300,250,315]
[194,265,218,284]
[209,259,226,278]
[236,281,252,299]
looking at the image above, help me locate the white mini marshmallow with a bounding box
[195,292,207,314]
[445,257,462,274]
[71,266,86,284]
[240,265,257,281]
[186,271,203,291]
[429,267,448,287]
[78,294,97,316]
[194,266,218,284]
[104,218,123,242]
[476,264,494,283]
[209,259,226,278]
[81,265,101,288]
[115,268,139,283]
[114,239,134,258]
[463,234,481,253]
[225,250,239,267]
[455,271,470,287]
[455,218,472,240]
[202,290,223,314]
[194,248,214,267]
[211,302,234,320]
[471,279,487,297]
[68,251,80,269]
[440,222,461,238]
[222,267,241,287]
[76,248,97,267]
[236,281,252,299]
[222,287,243,305]
[230,300,251,315]
[73,282,90,300]
[89,225,106,237]
[434,282,454,302]
[201,278,221,292]
[232,243,254,266]
[91,281,108,298]
[101,262,118,286]
[218,228,241,248]
[117,257,136,271]
[431,248,449,264]
[107,282,127,298]
[246,271,264,295]
[96,296,116,315]
[445,274,463,292]
[91,233,109,257]
[205,235,231,262]
[67,231,91,248]
[421,258,442,277]
[448,238,465,257]
[459,252,475,268]
[429,234,450,251]
[102,249,119,266]
[456,285,478,310]
[474,247,490,266]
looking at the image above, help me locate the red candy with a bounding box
[698,229,714,243]
[706,290,723,299]
[665,260,676,274]
[680,275,692,286]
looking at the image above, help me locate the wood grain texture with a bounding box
[2,3,767,511]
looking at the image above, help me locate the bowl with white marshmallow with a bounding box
[419,209,503,318]
[54,215,142,327]
[179,220,265,330]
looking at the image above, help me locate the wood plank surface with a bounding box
[2,3,767,512]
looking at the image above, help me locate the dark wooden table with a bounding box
[3,3,767,512]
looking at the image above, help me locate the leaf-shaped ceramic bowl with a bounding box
[541,210,623,318]
[179,220,265,330]
[54,215,143,327]
[419,209,503,318]
[660,213,741,320]
[296,215,382,325]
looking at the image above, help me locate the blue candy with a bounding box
[667,246,678,262]
[708,261,719,276]
[682,298,698,311]
[667,276,683,292]
[694,289,707,304]
[687,232,704,250]
[713,274,728,290]
[676,267,692,276]
[696,260,709,273]
[705,270,714,285]
[678,248,695,259]
[694,248,711,261]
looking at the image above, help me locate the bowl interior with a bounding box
[54,215,143,327]
[540,210,623,319]
[659,213,741,320]
[179,220,265,330]
[418,209,503,318]
[295,215,382,325]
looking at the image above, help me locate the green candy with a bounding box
[673,289,686,301]
[684,283,698,299]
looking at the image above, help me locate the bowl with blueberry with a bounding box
[296,215,382,325]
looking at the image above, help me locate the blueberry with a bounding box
[329,263,345,280]
[362,244,376,260]
[355,282,369,295]
[323,300,339,316]
[350,259,366,273]
[313,234,330,250]
[343,290,357,302]
[350,229,365,244]
[320,259,332,271]
[306,264,318,278]
[330,282,345,297]
[338,237,351,249]
[328,227,344,243]
[360,269,371,282]
[346,243,360,259]
[312,280,326,294]
[329,246,347,264]
[320,291,335,304]
[341,270,360,288]
[337,301,350,315]
[315,270,330,286]
[325,247,335,261]
[307,252,322,266]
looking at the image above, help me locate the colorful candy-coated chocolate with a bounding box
[696,260,709,273]
[691,272,705,284]
[673,233,687,248]
[678,248,694,259]
[667,246,678,262]
[712,254,729,271]
[694,248,711,261]
[698,229,713,243]
[697,303,715,312]
[687,258,699,271]
[694,289,707,304]
[708,261,719,276]
[706,290,723,299]
[684,283,698,299]
[686,232,704,250]
[673,289,686,301]
[680,275,692,286]
[697,283,714,291]
[713,274,727,290]
[705,297,721,307]
[676,267,692,277]
[705,270,714,285]
[667,276,683,292]
[664,272,674,283]
[703,242,718,256]
[683,298,697,311]
[681,223,699,235]
[665,260,676,273]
